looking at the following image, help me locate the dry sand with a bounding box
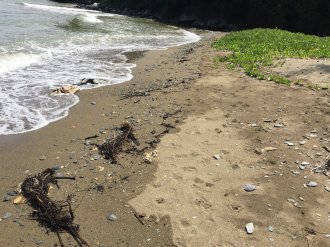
[0,32,329,247]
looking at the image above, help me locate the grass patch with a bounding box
[212,28,330,85]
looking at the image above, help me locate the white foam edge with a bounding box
[0,53,41,75]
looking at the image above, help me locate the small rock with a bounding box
[245,222,254,234]
[285,141,294,146]
[299,141,306,145]
[91,101,96,105]
[39,155,46,161]
[1,212,12,220]
[306,181,318,187]
[268,226,274,232]
[251,123,258,127]
[107,213,117,221]
[99,128,106,134]
[301,161,310,166]
[324,186,330,192]
[35,240,44,245]
[243,184,256,192]
[274,123,284,128]
[3,194,11,202]
[52,164,61,171]
[213,154,221,160]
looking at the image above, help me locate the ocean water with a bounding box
[0,0,200,135]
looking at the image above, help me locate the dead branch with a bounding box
[21,168,89,247]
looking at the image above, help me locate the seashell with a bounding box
[13,194,27,204]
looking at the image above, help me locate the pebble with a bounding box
[245,222,254,234]
[299,165,306,170]
[299,141,306,145]
[39,155,46,161]
[268,226,274,232]
[243,184,256,192]
[52,164,61,171]
[284,141,294,146]
[274,123,284,128]
[324,186,330,192]
[3,194,11,202]
[301,161,310,166]
[251,123,258,127]
[91,101,96,105]
[107,213,118,221]
[99,128,106,134]
[213,154,221,160]
[7,191,16,196]
[263,147,277,152]
[306,181,318,187]
[92,155,101,161]
[35,240,44,245]
[1,212,12,220]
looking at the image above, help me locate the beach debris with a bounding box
[96,123,139,162]
[51,85,80,95]
[13,194,27,204]
[107,213,118,221]
[143,150,158,164]
[21,168,89,247]
[243,184,256,192]
[245,222,254,234]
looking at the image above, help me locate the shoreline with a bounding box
[1,29,330,247]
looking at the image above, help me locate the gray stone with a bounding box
[91,101,97,105]
[268,226,274,232]
[2,212,12,220]
[306,181,318,187]
[107,213,117,221]
[245,222,254,234]
[243,184,256,192]
[3,194,11,202]
[52,164,61,171]
[7,191,16,196]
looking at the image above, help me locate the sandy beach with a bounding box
[0,31,329,247]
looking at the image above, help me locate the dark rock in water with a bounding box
[79,78,98,86]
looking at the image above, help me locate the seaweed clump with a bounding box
[21,168,89,247]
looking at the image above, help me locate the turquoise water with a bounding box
[0,0,199,135]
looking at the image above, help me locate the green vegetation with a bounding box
[212,28,330,85]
